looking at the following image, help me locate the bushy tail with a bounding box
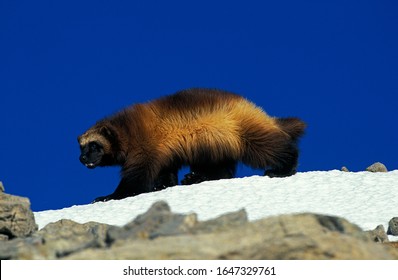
[276,117,306,141]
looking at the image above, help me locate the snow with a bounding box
[34,170,398,241]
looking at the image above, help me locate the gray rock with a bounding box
[0,182,4,192]
[0,191,38,239]
[387,217,398,236]
[0,219,112,260]
[191,208,248,234]
[366,225,389,243]
[0,234,9,241]
[314,214,363,234]
[341,166,350,172]
[36,219,112,258]
[65,212,398,260]
[0,236,45,260]
[3,201,398,260]
[107,201,198,243]
[366,162,388,172]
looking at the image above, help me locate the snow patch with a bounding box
[34,170,398,241]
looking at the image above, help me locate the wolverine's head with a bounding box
[78,125,115,169]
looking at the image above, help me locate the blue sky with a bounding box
[1,0,397,211]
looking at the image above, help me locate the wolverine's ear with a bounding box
[99,126,115,140]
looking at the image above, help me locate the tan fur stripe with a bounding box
[147,95,282,164]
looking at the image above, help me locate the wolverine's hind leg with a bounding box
[264,142,299,178]
[181,159,237,185]
[241,123,300,178]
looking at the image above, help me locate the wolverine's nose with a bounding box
[80,155,87,163]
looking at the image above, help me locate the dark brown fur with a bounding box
[78,88,306,202]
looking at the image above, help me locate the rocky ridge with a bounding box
[1,193,398,260]
[1,163,397,260]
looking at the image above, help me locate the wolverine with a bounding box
[78,88,306,202]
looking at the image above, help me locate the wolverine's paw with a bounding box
[264,168,297,178]
[92,195,114,203]
[181,172,208,185]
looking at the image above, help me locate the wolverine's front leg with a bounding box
[153,167,178,191]
[92,175,154,203]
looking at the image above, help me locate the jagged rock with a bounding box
[366,225,389,243]
[0,182,4,192]
[0,235,44,260]
[388,242,398,248]
[65,211,398,260]
[191,209,248,234]
[0,219,112,259]
[341,166,350,172]
[366,162,388,173]
[314,214,363,234]
[107,202,247,244]
[387,217,398,236]
[107,201,198,242]
[0,191,38,239]
[3,201,398,260]
[0,234,8,241]
[36,219,112,258]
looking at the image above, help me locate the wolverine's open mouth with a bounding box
[85,163,96,168]
[84,161,101,169]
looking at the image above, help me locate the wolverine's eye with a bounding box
[89,143,97,151]
[90,142,102,152]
